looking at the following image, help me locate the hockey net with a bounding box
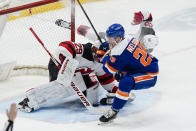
[0,0,77,78]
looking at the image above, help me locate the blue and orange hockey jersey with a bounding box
[102,36,159,76]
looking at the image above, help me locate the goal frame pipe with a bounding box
[71,0,75,42]
[0,0,58,15]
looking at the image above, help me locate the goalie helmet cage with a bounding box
[0,0,76,77]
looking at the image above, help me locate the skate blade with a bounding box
[17,106,32,113]
[98,120,114,125]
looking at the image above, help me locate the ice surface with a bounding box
[0,0,196,131]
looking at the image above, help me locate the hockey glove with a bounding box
[96,42,109,58]
[55,19,71,29]
[114,72,123,81]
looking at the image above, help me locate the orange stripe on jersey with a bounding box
[116,90,129,97]
[147,72,159,76]
[106,61,118,73]
[96,50,106,55]
[134,75,153,83]
[121,72,126,75]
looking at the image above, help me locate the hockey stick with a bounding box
[29,28,61,68]
[29,27,78,86]
[77,0,103,45]
[29,27,108,114]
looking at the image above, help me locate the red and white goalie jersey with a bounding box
[52,41,118,93]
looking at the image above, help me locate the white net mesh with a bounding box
[0,0,72,76]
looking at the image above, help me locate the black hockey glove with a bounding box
[114,72,123,81]
[96,42,109,58]
[55,19,71,29]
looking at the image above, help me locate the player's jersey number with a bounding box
[74,43,83,54]
[127,39,153,66]
[133,47,152,66]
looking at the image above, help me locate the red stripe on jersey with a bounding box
[63,41,76,49]
[111,85,118,93]
[59,41,76,57]
[100,77,115,85]
[97,73,111,79]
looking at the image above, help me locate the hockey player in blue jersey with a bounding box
[99,24,159,123]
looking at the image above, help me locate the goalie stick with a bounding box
[29,27,109,114]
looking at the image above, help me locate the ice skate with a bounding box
[18,98,34,113]
[99,108,118,124]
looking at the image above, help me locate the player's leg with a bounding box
[18,81,75,112]
[95,64,135,105]
[99,74,134,122]
[99,73,157,122]
[132,73,157,90]
[48,58,59,82]
[83,73,99,106]
[18,71,89,112]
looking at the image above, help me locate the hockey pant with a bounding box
[112,73,157,111]
[26,72,99,110]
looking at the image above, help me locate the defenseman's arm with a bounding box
[102,56,123,76]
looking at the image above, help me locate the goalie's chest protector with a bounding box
[75,43,101,74]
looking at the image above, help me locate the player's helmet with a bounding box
[106,24,125,39]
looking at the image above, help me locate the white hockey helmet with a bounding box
[141,35,159,50]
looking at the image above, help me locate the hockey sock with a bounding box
[111,96,127,111]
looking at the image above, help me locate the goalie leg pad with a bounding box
[25,81,74,110]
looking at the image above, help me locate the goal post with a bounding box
[71,0,75,42]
